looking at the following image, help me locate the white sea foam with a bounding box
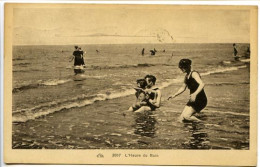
[158,77,183,89]
[201,65,246,76]
[12,89,135,123]
[204,110,249,117]
[13,94,106,122]
[41,79,72,86]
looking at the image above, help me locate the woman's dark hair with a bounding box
[144,75,156,85]
[136,79,147,89]
[179,59,192,70]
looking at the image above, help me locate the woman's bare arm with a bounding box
[168,82,187,100]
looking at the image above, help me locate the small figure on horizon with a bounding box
[233,43,239,61]
[150,48,157,56]
[142,48,145,56]
[163,49,166,52]
[168,52,174,62]
[96,50,99,54]
[245,47,250,58]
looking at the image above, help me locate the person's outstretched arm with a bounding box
[168,82,187,100]
[69,56,74,62]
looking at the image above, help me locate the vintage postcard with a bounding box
[4,3,257,165]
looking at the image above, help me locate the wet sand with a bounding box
[12,65,249,149]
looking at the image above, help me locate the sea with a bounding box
[12,43,250,149]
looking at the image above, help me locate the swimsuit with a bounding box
[73,50,85,66]
[146,88,159,111]
[185,71,207,113]
[234,48,238,56]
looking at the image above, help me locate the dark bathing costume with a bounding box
[234,47,238,56]
[73,50,84,66]
[146,88,158,111]
[185,71,207,113]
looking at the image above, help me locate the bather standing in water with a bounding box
[168,59,207,122]
[70,46,83,66]
[141,48,145,56]
[70,46,85,75]
[233,43,239,61]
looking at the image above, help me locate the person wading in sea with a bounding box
[168,59,207,122]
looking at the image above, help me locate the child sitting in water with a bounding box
[131,91,149,111]
[128,79,150,112]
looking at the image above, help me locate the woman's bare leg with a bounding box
[134,106,151,113]
[127,107,134,112]
[180,106,202,122]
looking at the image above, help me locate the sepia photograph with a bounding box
[4,3,257,165]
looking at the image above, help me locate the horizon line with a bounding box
[13,42,250,46]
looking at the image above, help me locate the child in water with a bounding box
[131,91,149,111]
[128,79,150,112]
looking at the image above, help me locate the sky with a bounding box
[13,5,250,45]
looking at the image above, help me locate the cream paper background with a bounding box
[3,3,258,165]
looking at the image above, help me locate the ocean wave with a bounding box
[158,77,183,89]
[55,63,156,71]
[12,75,109,93]
[13,69,44,73]
[201,65,246,76]
[11,77,188,122]
[13,64,249,122]
[207,81,249,86]
[88,63,175,70]
[85,62,244,72]
[13,62,31,66]
[89,63,154,70]
[12,79,72,93]
[203,110,249,117]
[12,89,136,123]
[13,58,25,61]
[41,79,72,86]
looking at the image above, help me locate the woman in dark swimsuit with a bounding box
[168,59,207,122]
